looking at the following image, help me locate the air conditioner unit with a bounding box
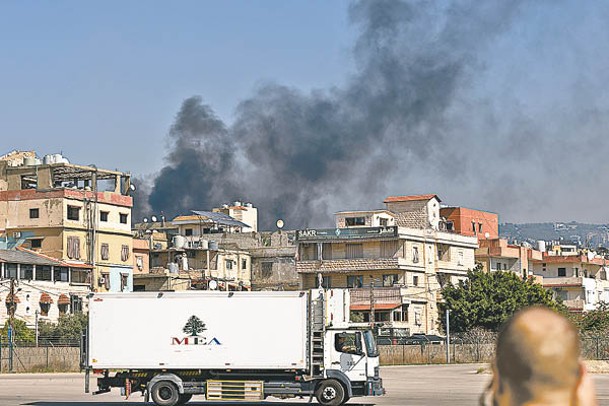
[13,231,21,238]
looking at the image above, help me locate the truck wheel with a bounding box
[315,379,346,406]
[177,394,193,404]
[151,381,180,406]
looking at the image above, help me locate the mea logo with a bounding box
[171,315,222,346]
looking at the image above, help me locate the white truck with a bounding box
[83,289,384,406]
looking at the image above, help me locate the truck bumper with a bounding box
[366,377,385,396]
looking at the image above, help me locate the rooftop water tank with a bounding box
[172,235,187,249]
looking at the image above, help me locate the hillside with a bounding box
[500,222,609,248]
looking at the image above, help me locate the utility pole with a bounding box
[8,277,15,372]
[445,308,451,364]
[369,281,376,331]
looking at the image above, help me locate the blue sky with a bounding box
[3,1,609,224]
[0,1,353,174]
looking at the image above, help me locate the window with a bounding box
[101,243,109,261]
[437,244,450,261]
[558,267,567,277]
[412,246,419,263]
[136,256,144,270]
[20,264,33,280]
[478,223,483,233]
[320,276,332,289]
[29,208,39,219]
[53,267,69,282]
[30,239,42,249]
[347,275,364,288]
[36,265,52,281]
[458,250,464,266]
[472,221,476,233]
[67,236,80,259]
[67,205,80,221]
[345,217,366,226]
[300,244,318,260]
[70,294,83,313]
[120,273,129,291]
[71,268,89,284]
[346,243,364,259]
[100,211,109,222]
[5,263,18,279]
[241,259,247,270]
[335,332,362,355]
[383,274,399,287]
[185,228,193,236]
[380,241,398,258]
[574,267,579,278]
[413,275,419,287]
[226,259,234,270]
[119,213,128,224]
[101,273,110,290]
[261,262,273,278]
[121,244,130,262]
[379,218,388,227]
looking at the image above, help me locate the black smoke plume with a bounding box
[141,0,529,229]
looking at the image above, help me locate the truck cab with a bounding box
[318,329,382,405]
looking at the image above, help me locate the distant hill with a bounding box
[500,222,609,248]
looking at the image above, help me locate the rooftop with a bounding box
[384,194,440,203]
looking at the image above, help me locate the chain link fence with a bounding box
[379,335,609,365]
[0,336,82,373]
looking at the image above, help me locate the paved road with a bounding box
[0,364,608,405]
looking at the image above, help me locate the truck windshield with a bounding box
[363,330,379,357]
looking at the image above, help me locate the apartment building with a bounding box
[440,206,499,240]
[296,194,478,335]
[530,252,609,312]
[0,151,134,293]
[0,248,91,325]
[476,239,543,278]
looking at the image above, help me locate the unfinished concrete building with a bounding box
[0,151,134,295]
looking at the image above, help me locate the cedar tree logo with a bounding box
[171,315,222,346]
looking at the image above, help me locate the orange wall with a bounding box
[441,207,498,240]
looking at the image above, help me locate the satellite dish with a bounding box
[151,215,158,222]
[129,184,137,192]
[209,280,218,290]
[143,217,148,223]
[276,219,285,229]
[484,232,490,239]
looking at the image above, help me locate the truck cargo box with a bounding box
[88,291,308,370]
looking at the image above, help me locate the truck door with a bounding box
[328,331,367,382]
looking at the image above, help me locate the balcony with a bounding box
[349,287,403,311]
[296,258,399,274]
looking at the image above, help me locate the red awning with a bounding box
[350,303,401,311]
[58,294,70,305]
[39,293,53,304]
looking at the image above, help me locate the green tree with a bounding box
[571,302,609,335]
[439,264,565,333]
[39,313,88,343]
[183,315,206,336]
[1,319,35,343]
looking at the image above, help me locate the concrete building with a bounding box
[0,247,91,325]
[0,151,134,293]
[476,238,543,278]
[530,252,609,312]
[296,194,478,335]
[440,206,499,240]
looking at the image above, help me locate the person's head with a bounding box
[490,306,594,406]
